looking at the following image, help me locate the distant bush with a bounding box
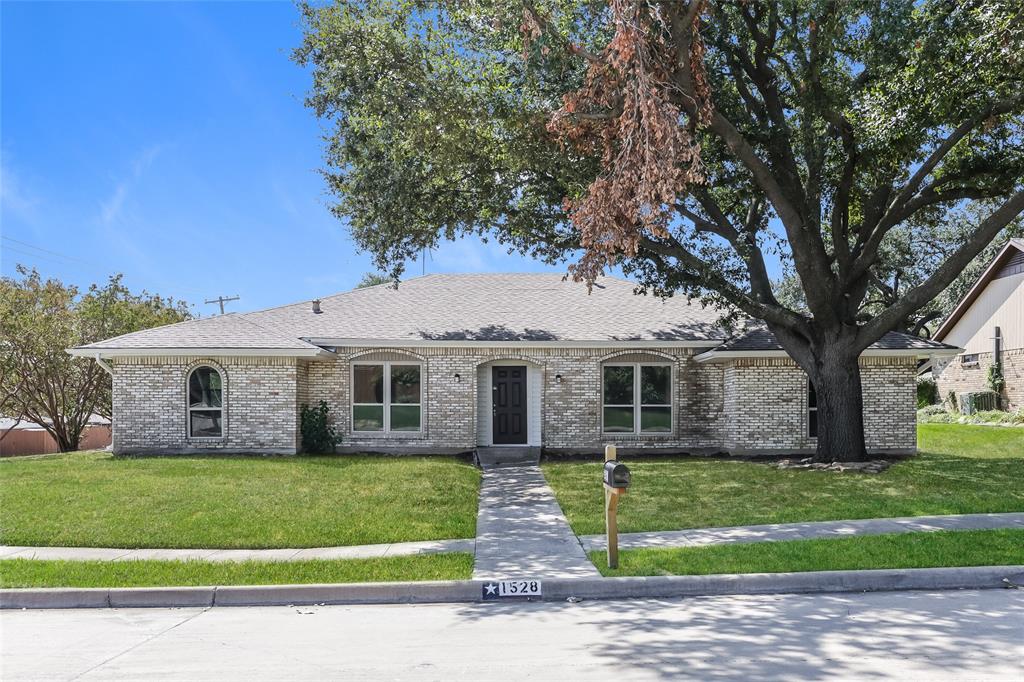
[917,405,952,423]
[300,401,337,453]
[918,405,1024,426]
[916,379,938,408]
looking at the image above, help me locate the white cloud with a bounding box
[97,144,165,226]
[0,160,40,224]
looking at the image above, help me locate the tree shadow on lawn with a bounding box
[449,590,1024,680]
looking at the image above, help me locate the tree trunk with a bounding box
[807,350,868,463]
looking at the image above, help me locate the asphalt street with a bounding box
[2,589,1022,681]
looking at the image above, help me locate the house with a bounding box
[68,274,958,459]
[0,415,111,457]
[931,238,1024,410]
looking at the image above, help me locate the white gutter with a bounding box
[693,346,963,363]
[93,352,115,375]
[67,347,333,359]
[302,338,723,349]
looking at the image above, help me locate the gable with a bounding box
[942,271,1024,352]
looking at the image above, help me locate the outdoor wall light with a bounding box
[555,374,563,384]
[454,373,461,383]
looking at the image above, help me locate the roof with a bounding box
[693,327,960,363]
[67,273,962,358]
[934,238,1024,342]
[72,274,731,356]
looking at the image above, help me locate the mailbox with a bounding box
[603,460,631,489]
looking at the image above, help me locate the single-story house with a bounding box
[931,238,1024,410]
[69,274,959,459]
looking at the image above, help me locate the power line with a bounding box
[204,295,240,315]
[1,235,96,266]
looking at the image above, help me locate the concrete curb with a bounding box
[2,565,1021,610]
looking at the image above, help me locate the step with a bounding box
[475,446,541,468]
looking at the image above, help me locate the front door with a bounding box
[492,366,527,445]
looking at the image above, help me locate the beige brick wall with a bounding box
[111,356,300,455]
[933,348,1024,410]
[109,347,918,456]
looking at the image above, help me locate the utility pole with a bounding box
[204,295,240,315]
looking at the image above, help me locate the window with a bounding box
[602,364,672,434]
[352,362,422,432]
[961,353,980,366]
[807,378,818,438]
[188,366,223,437]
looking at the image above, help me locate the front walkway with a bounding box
[473,464,599,579]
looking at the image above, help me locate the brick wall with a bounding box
[933,347,1024,410]
[110,356,300,455]
[110,347,918,456]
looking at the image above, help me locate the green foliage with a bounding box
[917,405,952,423]
[0,266,190,450]
[987,363,1006,395]
[917,378,938,407]
[946,390,960,413]
[356,272,392,289]
[300,400,337,453]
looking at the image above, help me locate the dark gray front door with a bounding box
[492,366,527,445]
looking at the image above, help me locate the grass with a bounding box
[544,424,1024,536]
[0,452,480,549]
[590,529,1024,576]
[0,553,474,588]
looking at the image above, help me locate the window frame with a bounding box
[807,377,818,439]
[350,360,424,434]
[186,365,225,440]
[601,362,674,435]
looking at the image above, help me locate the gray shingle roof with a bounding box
[71,273,960,354]
[244,274,726,343]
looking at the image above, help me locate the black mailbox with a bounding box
[603,460,631,489]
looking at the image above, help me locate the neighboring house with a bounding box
[0,415,112,457]
[68,274,958,459]
[931,238,1024,410]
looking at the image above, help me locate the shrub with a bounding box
[300,401,337,453]
[945,390,959,413]
[987,364,1005,408]
[916,405,952,423]
[916,378,938,408]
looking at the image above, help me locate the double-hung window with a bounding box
[352,362,422,432]
[602,363,672,434]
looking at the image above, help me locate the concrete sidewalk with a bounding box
[581,512,1024,552]
[473,464,598,579]
[3,512,1022,564]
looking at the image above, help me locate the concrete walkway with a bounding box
[581,512,1024,552]
[2,510,1021,566]
[473,464,599,579]
[0,538,475,563]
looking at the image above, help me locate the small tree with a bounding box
[356,272,391,289]
[0,267,191,451]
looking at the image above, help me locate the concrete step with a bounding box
[475,446,540,468]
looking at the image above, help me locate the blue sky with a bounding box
[1,1,569,314]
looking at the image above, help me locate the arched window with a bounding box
[188,366,223,437]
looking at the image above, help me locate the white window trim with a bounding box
[351,361,424,434]
[807,377,818,439]
[601,362,673,435]
[187,365,225,440]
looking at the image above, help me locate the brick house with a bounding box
[931,238,1024,410]
[69,274,958,459]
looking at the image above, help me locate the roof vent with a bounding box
[311,299,322,314]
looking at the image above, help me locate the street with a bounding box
[2,589,1022,681]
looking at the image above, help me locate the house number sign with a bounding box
[482,580,542,600]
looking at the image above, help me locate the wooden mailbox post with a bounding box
[603,444,627,569]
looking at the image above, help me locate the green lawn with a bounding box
[0,452,480,549]
[544,424,1024,536]
[591,529,1024,576]
[0,553,474,588]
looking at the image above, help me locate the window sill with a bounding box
[604,433,675,440]
[349,431,427,440]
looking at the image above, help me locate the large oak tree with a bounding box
[296,0,1024,461]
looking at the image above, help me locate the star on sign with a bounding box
[484,583,498,595]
